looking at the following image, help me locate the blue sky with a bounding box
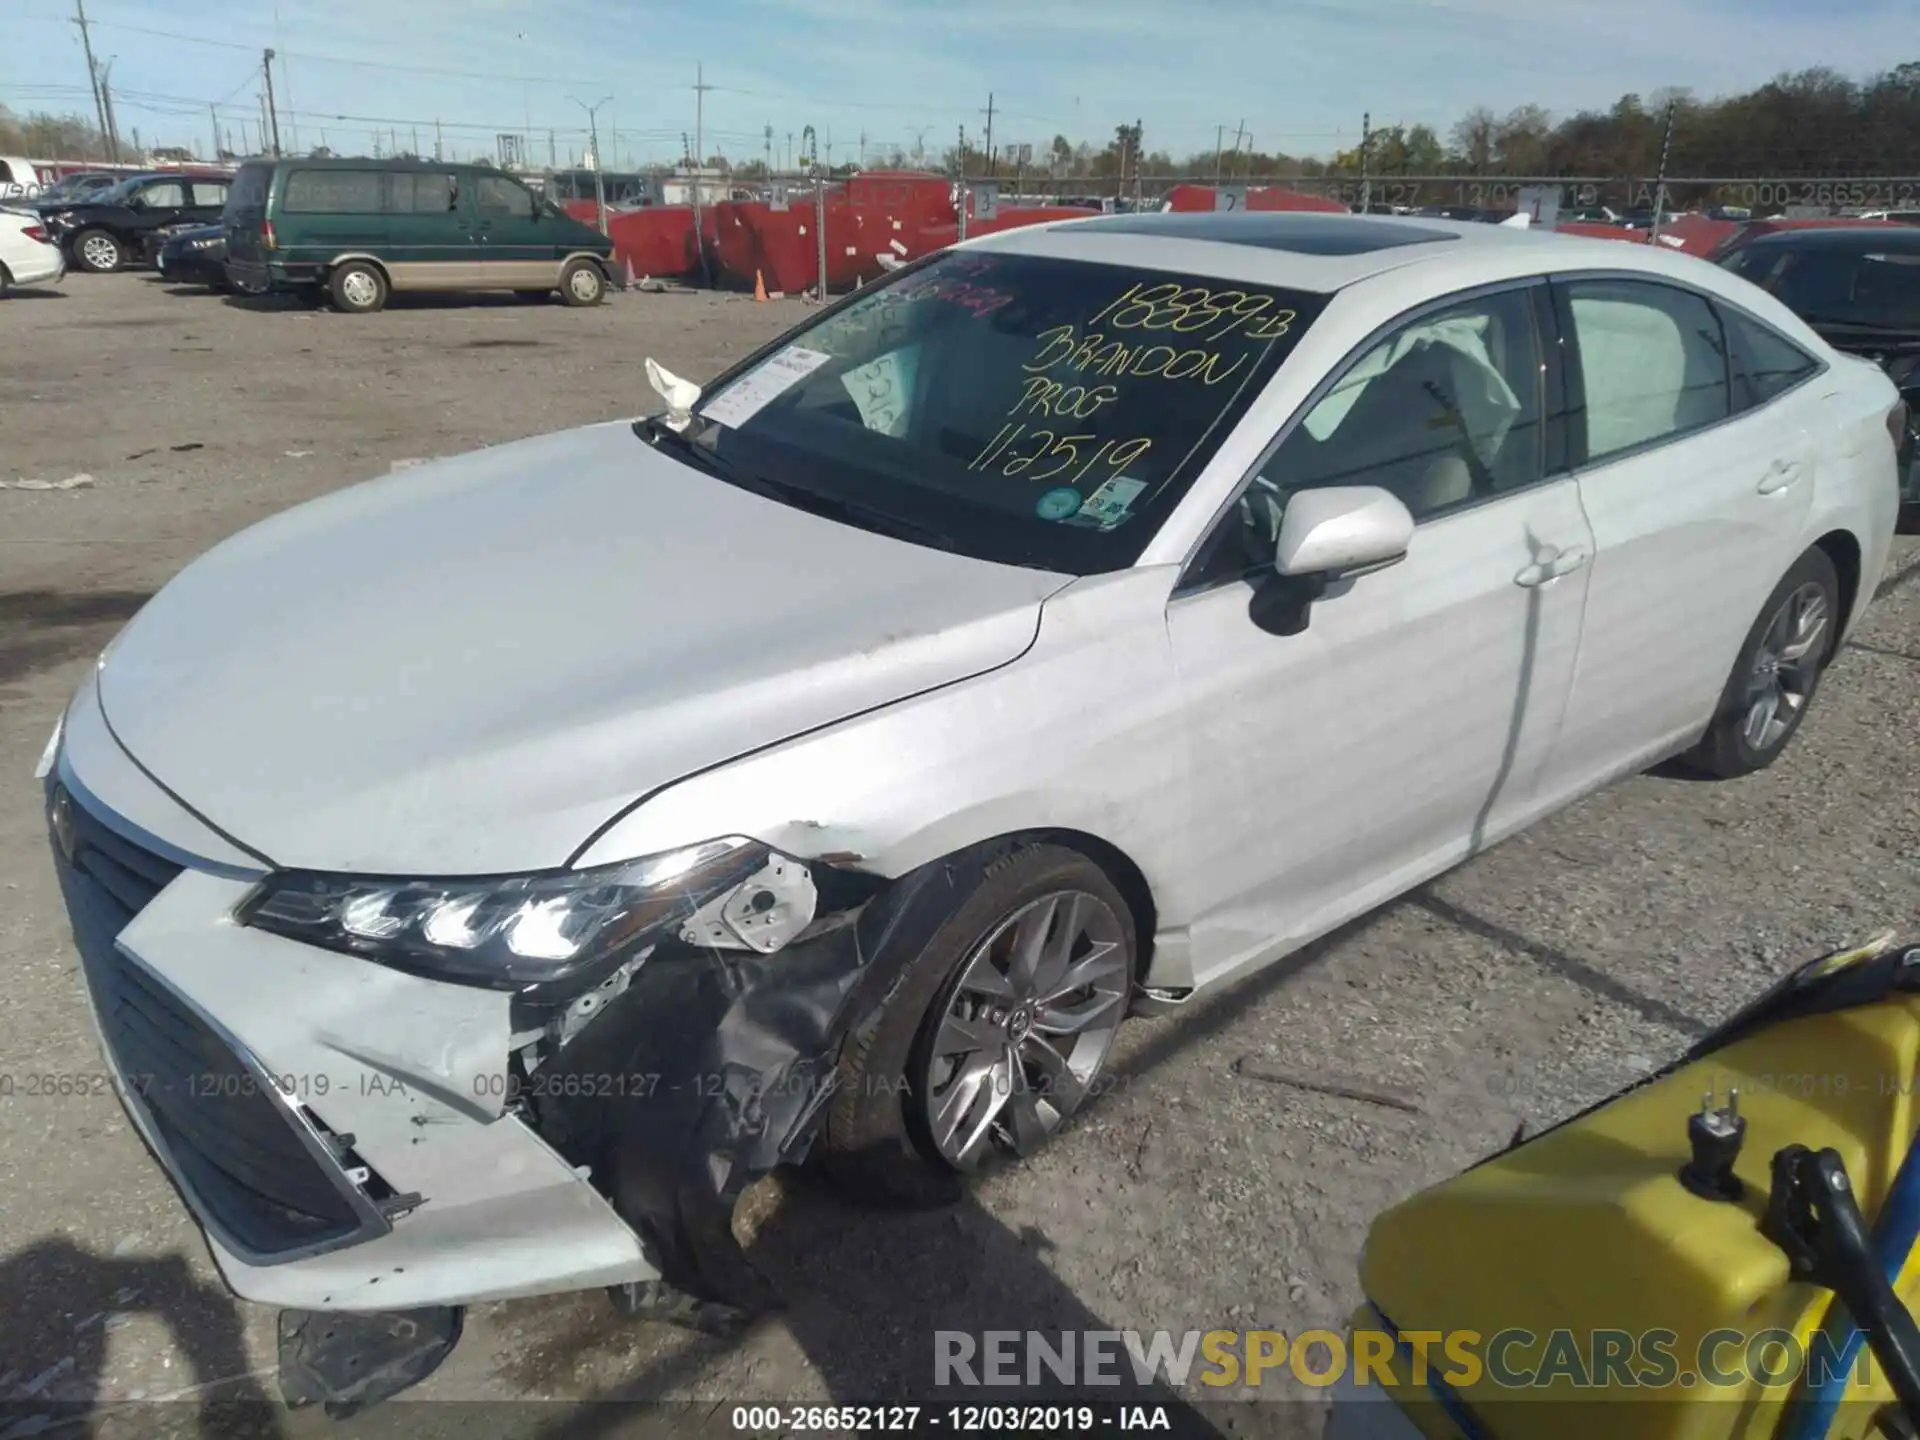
[5,0,1914,167]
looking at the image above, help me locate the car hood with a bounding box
[98,422,1069,875]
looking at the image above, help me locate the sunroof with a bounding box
[1058,212,1461,255]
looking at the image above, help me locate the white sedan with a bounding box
[0,205,64,295]
[42,213,1903,1359]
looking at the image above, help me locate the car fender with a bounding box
[571,564,1199,973]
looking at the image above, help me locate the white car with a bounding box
[0,155,44,202]
[0,205,64,294]
[41,212,1903,1401]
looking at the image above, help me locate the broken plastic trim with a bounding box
[277,1305,463,1418]
[525,844,1003,1314]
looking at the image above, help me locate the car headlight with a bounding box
[189,237,220,250]
[238,836,806,988]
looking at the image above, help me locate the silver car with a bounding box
[42,212,1902,1395]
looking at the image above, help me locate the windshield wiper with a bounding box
[632,415,969,555]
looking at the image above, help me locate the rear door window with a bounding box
[190,180,230,206]
[282,169,385,214]
[1558,279,1731,463]
[1718,305,1822,410]
[139,180,187,208]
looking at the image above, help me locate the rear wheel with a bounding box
[820,845,1135,1203]
[0,263,11,298]
[328,261,388,314]
[560,258,606,307]
[1683,546,1839,778]
[72,228,123,273]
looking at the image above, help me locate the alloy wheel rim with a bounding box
[342,271,378,308]
[921,889,1129,1170]
[81,234,116,269]
[1743,580,1828,752]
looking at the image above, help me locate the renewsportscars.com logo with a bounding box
[934,1329,1872,1392]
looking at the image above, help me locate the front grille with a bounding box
[96,948,365,1257]
[50,785,376,1261]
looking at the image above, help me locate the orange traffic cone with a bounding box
[753,269,768,303]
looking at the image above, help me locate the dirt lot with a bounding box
[1,273,1917,1438]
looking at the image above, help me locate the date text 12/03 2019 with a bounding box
[727,1404,1172,1432]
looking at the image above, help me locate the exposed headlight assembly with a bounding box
[189,237,220,250]
[239,837,817,989]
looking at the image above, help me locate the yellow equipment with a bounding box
[1343,934,1920,1440]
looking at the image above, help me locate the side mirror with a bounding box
[1274,485,1414,579]
[1252,486,1414,638]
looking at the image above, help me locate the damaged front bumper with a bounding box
[46,676,961,1338]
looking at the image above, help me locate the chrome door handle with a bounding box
[1758,459,1803,495]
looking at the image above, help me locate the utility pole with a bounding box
[435,120,443,161]
[1214,124,1224,187]
[209,103,221,162]
[98,59,121,163]
[764,124,773,175]
[571,94,614,236]
[1359,110,1372,213]
[786,132,793,172]
[981,93,995,177]
[858,130,866,168]
[693,61,713,176]
[72,0,110,160]
[262,49,282,155]
[1121,117,1136,208]
[548,129,556,168]
[958,124,966,178]
[1230,119,1245,181]
[1650,100,1677,242]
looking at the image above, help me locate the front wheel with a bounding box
[560,258,606,307]
[1683,546,1839,778]
[820,845,1135,1202]
[72,228,123,273]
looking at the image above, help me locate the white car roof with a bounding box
[969,211,1726,297]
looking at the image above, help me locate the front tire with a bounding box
[820,844,1135,1203]
[560,258,606,307]
[328,261,388,314]
[72,228,123,273]
[1683,546,1839,778]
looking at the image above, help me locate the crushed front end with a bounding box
[44,670,964,1406]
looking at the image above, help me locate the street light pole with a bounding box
[570,94,614,235]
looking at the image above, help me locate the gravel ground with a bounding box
[1,273,1916,1439]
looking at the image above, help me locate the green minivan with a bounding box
[223,158,618,314]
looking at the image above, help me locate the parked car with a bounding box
[1860,209,1920,225]
[0,155,45,201]
[1562,205,1623,225]
[1719,223,1920,528]
[37,170,121,204]
[223,157,619,313]
[41,214,1902,1402]
[0,205,64,294]
[38,171,233,273]
[155,223,229,290]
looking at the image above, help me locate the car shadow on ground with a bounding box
[219,290,565,315]
[1,287,69,301]
[0,587,152,687]
[0,1238,286,1438]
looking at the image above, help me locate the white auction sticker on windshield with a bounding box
[700,346,832,429]
[1077,475,1147,529]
